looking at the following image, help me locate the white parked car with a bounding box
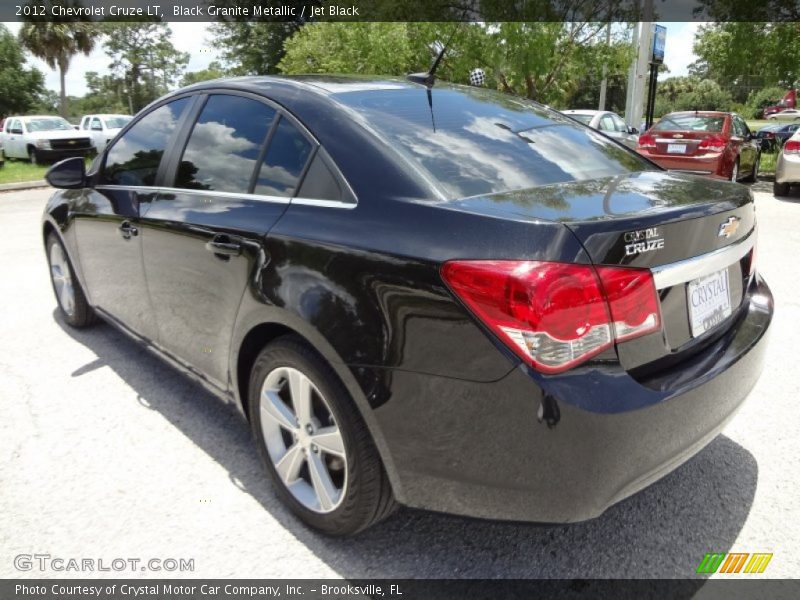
[562,109,640,149]
[79,114,132,153]
[0,115,93,164]
[774,128,800,196]
[767,108,800,122]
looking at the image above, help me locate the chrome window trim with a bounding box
[93,184,356,209]
[651,227,755,290]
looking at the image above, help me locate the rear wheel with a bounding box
[773,181,791,196]
[742,154,759,183]
[46,233,97,328]
[248,336,395,535]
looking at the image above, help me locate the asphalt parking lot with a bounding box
[1,183,799,580]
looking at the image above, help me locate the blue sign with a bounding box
[652,25,667,64]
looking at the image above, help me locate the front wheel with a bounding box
[29,148,40,165]
[46,233,97,328]
[248,336,395,535]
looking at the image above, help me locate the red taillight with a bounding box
[699,135,726,151]
[441,261,661,374]
[637,134,656,149]
[784,140,800,154]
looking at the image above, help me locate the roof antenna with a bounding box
[406,23,462,88]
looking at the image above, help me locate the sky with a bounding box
[2,21,702,98]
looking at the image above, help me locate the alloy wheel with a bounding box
[259,367,347,513]
[49,242,75,317]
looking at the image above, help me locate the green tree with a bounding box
[210,21,302,75]
[18,1,97,117]
[180,61,226,87]
[103,22,189,112]
[691,23,800,102]
[0,24,46,118]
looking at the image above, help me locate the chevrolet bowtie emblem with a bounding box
[68,140,76,144]
[718,216,740,238]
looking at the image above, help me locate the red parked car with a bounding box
[637,111,760,182]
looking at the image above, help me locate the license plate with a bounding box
[687,268,732,337]
[667,143,687,154]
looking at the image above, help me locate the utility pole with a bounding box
[598,23,611,111]
[624,0,655,129]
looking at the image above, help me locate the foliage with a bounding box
[279,22,634,108]
[180,61,227,87]
[653,76,734,115]
[0,24,45,118]
[103,22,189,113]
[17,1,98,116]
[690,23,800,102]
[743,86,792,119]
[210,20,303,75]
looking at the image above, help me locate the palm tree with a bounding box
[18,2,97,117]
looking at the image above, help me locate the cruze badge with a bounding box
[718,216,740,238]
[624,227,665,256]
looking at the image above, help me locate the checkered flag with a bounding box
[469,68,486,87]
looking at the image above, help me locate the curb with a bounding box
[0,180,49,192]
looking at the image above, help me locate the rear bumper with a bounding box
[372,274,772,523]
[639,151,727,178]
[776,152,800,184]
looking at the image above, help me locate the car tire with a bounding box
[29,148,40,165]
[773,181,791,196]
[0,148,5,168]
[46,233,97,328]
[248,336,396,535]
[730,158,740,182]
[742,154,759,183]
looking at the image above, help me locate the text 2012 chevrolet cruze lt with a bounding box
[42,76,772,535]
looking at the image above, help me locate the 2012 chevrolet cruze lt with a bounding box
[42,76,772,535]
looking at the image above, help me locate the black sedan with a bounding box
[42,76,772,535]
[756,123,800,151]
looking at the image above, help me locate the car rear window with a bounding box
[567,113,593,125]
[651,115,725,133]
[333,87,653,199]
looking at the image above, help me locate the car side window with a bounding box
[174,94,277,193]
[91,118,102,131]
[296,151,352,203]
[612,115,628,133]
[254,117,313,197]
[732,117,746,138]
[103,97,190,187]
[599,115,615,132]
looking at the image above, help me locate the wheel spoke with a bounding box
[288,369,312,426]
[311,426,345,457]
[307,452,338,511]
[261,389,297,431]
[60,282,74,314]
[274,443,305,485]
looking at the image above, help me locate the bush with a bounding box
[744,86,790,119]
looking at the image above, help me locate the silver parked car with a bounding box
[562,109,640,149]
[774,128,800,196]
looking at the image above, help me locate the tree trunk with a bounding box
[58,55,69,118]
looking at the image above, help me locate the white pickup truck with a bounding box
[0,115,93,164]
[79,114,132,153]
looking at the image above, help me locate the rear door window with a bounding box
[599,115,616,132]
[253,117,313,197]
[174,94,277,193]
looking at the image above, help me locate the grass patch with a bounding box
[0,157,92,185]
[760,151,777,174]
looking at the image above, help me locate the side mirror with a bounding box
[629,127,639,134]
[45,157,86,189]
[10,128,23,135]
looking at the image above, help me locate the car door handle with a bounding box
[119,220,138,239]
[206,235,242,257]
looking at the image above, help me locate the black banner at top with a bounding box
[3,0,800,23]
